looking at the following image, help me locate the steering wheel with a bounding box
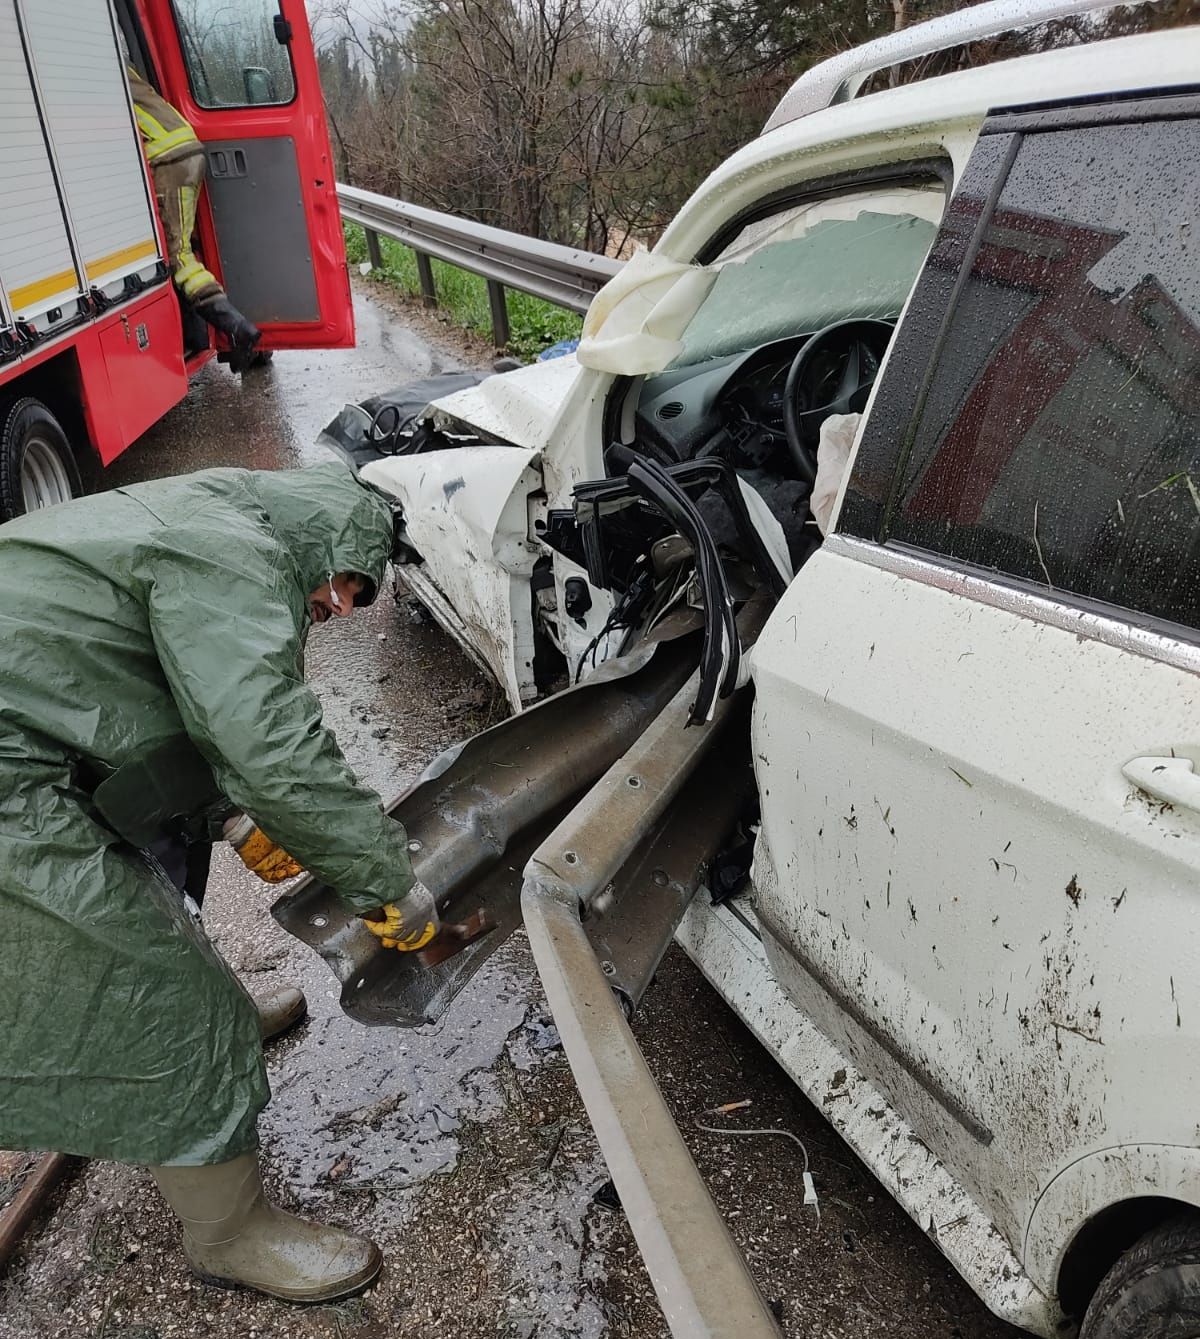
[782,319,894,485]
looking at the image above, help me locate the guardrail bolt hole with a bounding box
[564,850,579,865]
[627,775,642,789]
[652,868,669,887]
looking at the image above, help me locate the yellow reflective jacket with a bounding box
[127,66,202,165]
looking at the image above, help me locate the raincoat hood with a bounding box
[253,461,395,606]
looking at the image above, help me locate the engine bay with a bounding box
[325,318,900,717]
[541,319,895,718]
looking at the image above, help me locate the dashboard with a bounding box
[631,324,893,482]
[633,336,807,472]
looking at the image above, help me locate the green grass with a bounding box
[344,223,583,361]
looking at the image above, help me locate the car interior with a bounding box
[540,170,949,717]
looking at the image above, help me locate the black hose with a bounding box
[627,458,739,725]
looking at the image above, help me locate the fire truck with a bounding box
[0,0,352,521]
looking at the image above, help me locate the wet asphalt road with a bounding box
[0,285,1023,1339]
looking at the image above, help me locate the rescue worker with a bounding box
[0,461,438,1302]
[126,65,262,372]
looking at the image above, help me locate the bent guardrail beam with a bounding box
[273,645,694,1026]
[521,657,782,1339]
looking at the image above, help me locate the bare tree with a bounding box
[314,0,1200,252]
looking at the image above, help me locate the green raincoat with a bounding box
[0,462,416,1166]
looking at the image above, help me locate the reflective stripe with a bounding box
[176,259,220,300]
[85,237,159,282]
[133,105,166,138]
[136,114,197,160]
[10,268,80,311]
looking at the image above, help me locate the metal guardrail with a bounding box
[337,183,623,349]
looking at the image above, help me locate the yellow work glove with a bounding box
[223,814,304,883]
[361,880,439,951]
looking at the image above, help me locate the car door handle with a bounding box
[1122,756,1200,812]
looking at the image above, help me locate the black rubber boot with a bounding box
[195,294,262,374]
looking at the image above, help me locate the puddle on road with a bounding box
[261,942,530,1229]
[494,1158,613,1339]
[104,288,475,486]
[246,919,624,1338]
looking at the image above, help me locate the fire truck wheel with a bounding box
[0,397,83,522]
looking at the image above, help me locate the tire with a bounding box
[1081,1215,1200,1339]
[0,397,83,522]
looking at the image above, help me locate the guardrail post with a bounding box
[364,227,383,271]
[487,280,510,350]
[415,251,437,308]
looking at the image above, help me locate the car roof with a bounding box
[764,26,1200,146]
[765,3,1200,132]
[655,25,1200,265]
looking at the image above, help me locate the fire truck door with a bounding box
[146,0,353,350]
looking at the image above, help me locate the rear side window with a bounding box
[858,118,1200,634]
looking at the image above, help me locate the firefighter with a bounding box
[127,66,262,372]
[0,461,439,1302]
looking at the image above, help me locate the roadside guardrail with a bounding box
[337,184,624,349]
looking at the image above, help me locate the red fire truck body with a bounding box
[0,0,351,518]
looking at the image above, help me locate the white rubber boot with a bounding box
[255,986,307,1042]
[151,1152,381,1302]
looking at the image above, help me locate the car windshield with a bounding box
[670,181,946,368]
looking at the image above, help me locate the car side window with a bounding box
[845,115,1200,635]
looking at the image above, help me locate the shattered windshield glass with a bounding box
[671,182,945,367]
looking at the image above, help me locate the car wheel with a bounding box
[1081,1214,1200,1339]
[0,397,83,522]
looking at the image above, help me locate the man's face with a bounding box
[308,573,366,624]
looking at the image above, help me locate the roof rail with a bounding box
[763,0,1142,133]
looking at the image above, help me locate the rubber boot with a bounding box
[256,986,307,1043]
[195,294,262,374]
[151,1152,382,1302]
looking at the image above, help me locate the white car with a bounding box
[314,4,1200,1336]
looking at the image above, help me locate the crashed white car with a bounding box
[308,5,1200,1337]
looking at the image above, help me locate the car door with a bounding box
[749,95,1200,1263]
[140,0,352,349]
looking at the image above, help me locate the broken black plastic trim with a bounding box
[625,458,739,725]
[577,454,790,599]
[315,371,486,471]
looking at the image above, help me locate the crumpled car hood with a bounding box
[429,353,582,450]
